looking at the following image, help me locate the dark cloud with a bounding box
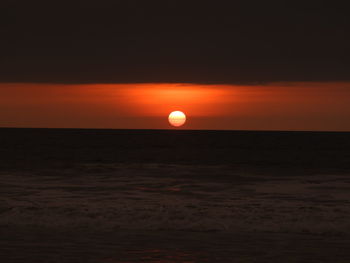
[0,1,349,84]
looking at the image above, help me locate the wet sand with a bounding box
[0,128,349,262]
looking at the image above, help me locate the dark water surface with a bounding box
[2,228,350,263]
[0,128,349,262]
[1,128,350,171]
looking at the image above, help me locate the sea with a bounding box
[0,128,350,262]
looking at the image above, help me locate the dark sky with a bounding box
[1,1,349,84]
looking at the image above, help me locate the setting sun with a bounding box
[168,111,186,127]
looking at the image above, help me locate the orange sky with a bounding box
[1,82,350,131]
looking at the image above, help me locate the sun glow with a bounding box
[121,83,232,117]
[168,111,186,127]
[1,82,350,130]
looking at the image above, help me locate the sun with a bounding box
[168,111,186,127]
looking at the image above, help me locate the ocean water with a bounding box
[0,129,350,262]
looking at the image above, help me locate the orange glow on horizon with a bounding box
[119,83,232,117]
[0,82,350,130]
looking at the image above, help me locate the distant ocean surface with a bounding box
[1,128,350,170]
[1,128,350,262]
